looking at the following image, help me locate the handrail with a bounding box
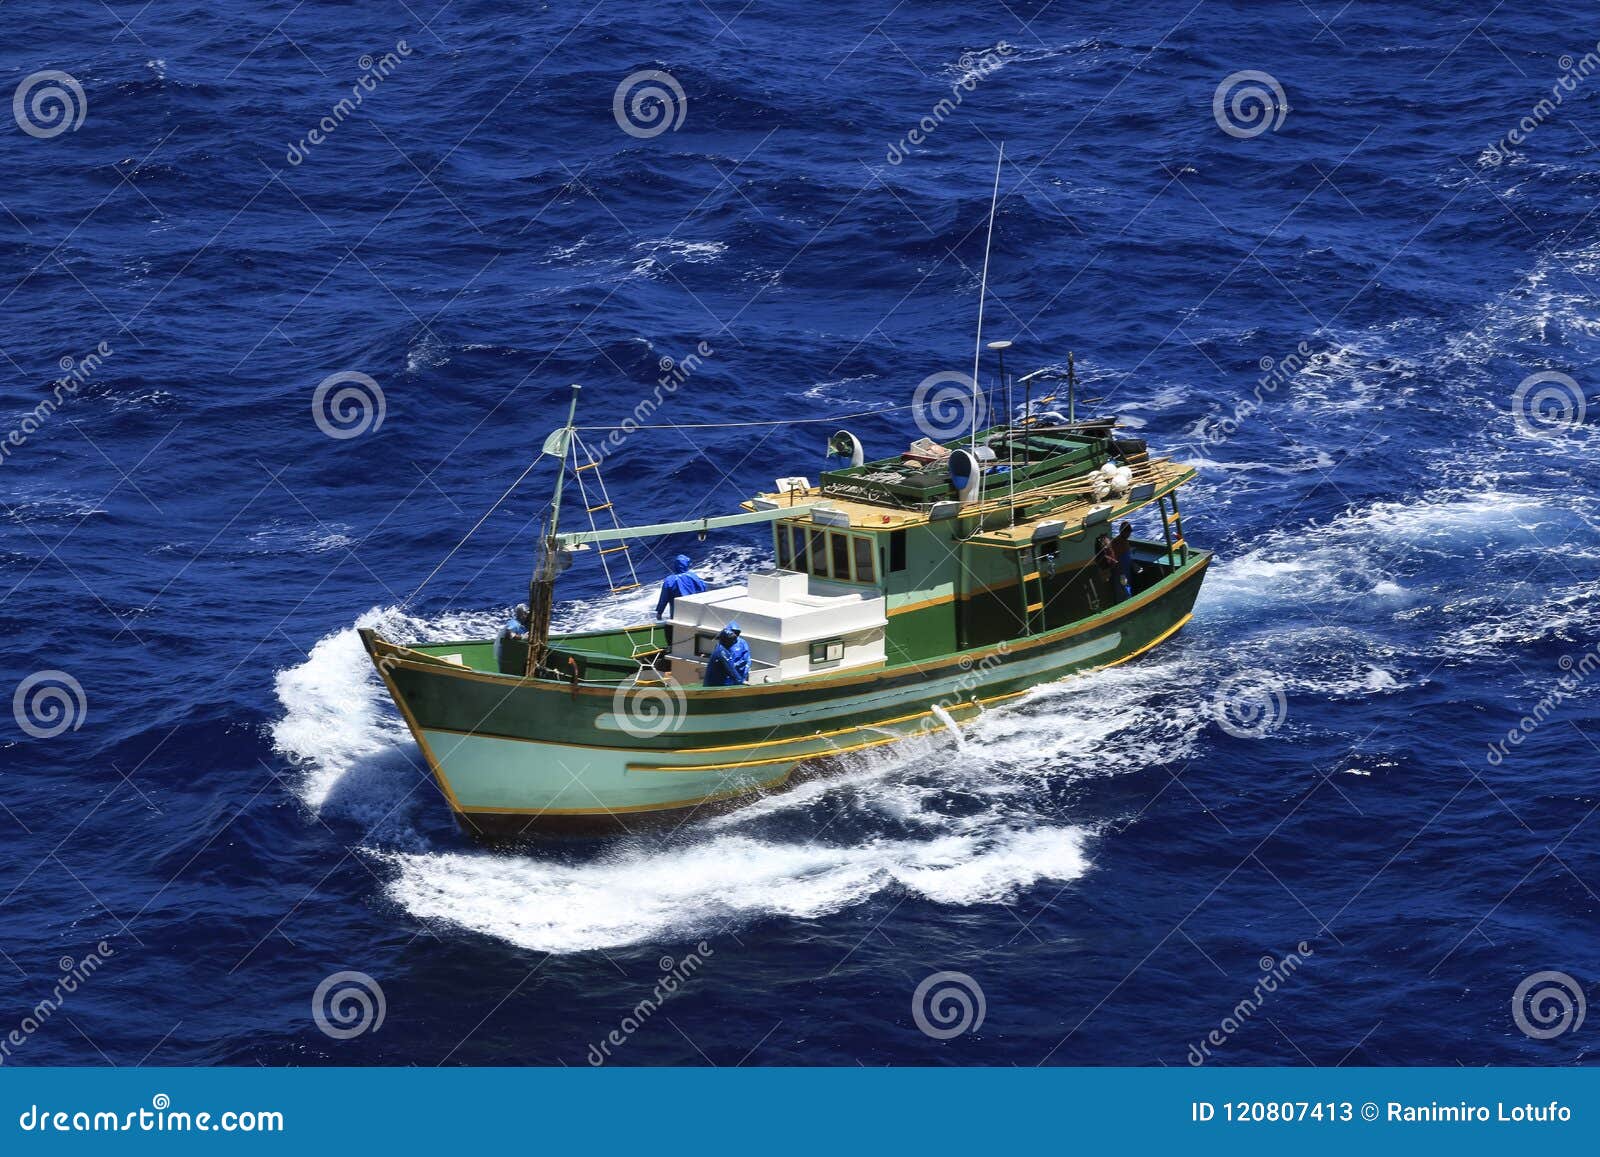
[554,503,818,547]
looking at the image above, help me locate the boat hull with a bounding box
[362,551,1210,836]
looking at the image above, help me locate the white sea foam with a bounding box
[379,824,1090,954]
[404,334,450,374]
[270,608,413,816]
[629,238,726,276]
[248,519,356,554]
[800,374,881,407]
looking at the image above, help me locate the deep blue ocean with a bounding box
[2,0,1597,1067]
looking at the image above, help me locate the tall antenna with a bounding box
[969,142,1004,459]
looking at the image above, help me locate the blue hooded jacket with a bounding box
[703,623,751,686]
[656,554,708,618]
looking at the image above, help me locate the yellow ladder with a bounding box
[1159,493,1189,566]
[1016,550,1049,634]
[566,437,660,667]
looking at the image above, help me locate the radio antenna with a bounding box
[969,142,1004,462]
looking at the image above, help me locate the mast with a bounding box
[1067,350,1077,425]
[968,142,1004,469]
[525,384,582,676]
[988,338,1014,525]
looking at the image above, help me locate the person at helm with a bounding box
[703,622,750,687]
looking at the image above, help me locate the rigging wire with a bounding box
[566,399,933,432]
[401,451,548,609]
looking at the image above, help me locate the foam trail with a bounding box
[380,826,1091,954]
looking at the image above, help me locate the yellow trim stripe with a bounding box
[625,611,1194,777]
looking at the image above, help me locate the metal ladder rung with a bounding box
[576,461,601,473]
[1169,538,1186,554]
[1022,571,1041,582]
[1026,601,1045,613]
[1164,509,1182,525]
[610,582,642,593]
[599,545,629,555]
[587,502,612,513]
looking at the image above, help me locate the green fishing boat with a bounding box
[363,156,1208,836]
[360,361,1209,836]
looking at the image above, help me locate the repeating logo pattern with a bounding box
[1511,371,1586,439]
[13,70,86,139]
[911,371,984,441]
[912,970,986,1040]
[1212,70,1288,139]
[1210,672,1288,738]
[312,371,386,440]
[12,670,87,739]
[1511,970,1586,1040]
[611,680,687,738]
[312,970,386,1040]
[613,70,687,139]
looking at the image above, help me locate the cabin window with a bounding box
[782,527,885,584]
[852,536,875,583]
[810,638,845,665]
[830,532,850,578]
[694,633,718,657]
[889,529,907,572]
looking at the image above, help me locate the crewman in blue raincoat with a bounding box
[493,603,530,672]
[656,554,708,619]
[703,622,751,687]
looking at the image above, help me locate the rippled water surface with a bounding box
[1,1,1597,1065]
